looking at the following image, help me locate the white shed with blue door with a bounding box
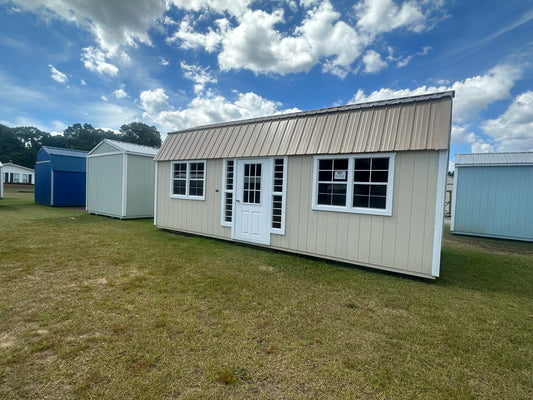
[451,152,533,241]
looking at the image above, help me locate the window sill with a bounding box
[170,195,205,201]
[312,204,392,216]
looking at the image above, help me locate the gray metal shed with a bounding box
[451,152,533,241]
[155,91,454,279]
[86,139,158,219]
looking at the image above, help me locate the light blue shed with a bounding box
[451,152,533,241]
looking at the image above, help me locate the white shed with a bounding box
[2,162,34,184]
[154,91,454,279]
[0,162,3,198]
[86,139,158,219]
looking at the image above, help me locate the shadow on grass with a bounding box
[438,229,533,298]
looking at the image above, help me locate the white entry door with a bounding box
[233,159,271,245]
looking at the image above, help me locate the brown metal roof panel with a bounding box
[165,133,181,160]
[316,113,338,154]
[297,115,319,154]
[234,122,255,158]
[396,104,416,151]
[410,102,431,150]
[258,119,280,157]
[250,121,271,157]
[205,126,227,159]
[352,108,374,153]
[307,114,328,154]
[219,125,241,158]
[366,107,388,152]
[277,117,297,155]
[380,105,401,151]
[179,131,199,160]
[242,122,263,157]
[329,112,350,154]
[268,118,289,156]
[427,98,452,149]
[341,111,361,153]
[193,128,213,159]
[286,117,308,155]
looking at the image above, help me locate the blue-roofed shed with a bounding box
[35,146,88,206]
[451,152,533,241]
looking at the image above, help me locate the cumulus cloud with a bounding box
[482,91,533,151]
[362,50,387,73]
[216,2,368,76]
[355,0,427,33]
[159,57,170,66]
[139,87,298,132]
[48,64,68,83]
[81,79,87,85]
[114,88,128,98]
[82,46,119,76]
[350,63,522,123]
[180,62,217,94]
[10,0,166,53]
[167,15,230,52]
[451,124,494,153]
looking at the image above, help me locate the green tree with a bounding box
[119,122,161,148]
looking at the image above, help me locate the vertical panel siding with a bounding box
[157,151,442,277]
[453,166,533,241]
[156,160,231,239]
[86,154,123,216]
[276,151,440,276]
[126,155,155,218]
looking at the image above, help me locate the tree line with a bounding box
[0,122,161,169]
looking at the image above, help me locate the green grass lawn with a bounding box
[1,186,532,399]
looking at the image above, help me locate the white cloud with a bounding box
[168,0,250,17]
[81,79,87,85]
[180,62,217,94]
[482,91,533,152]
[82,46,119,76]
[48,64,68,83]
[168,15,230,52]
[350,63,522,123]
[139,87,298,133]
[160,57,170,66]
[10,0,166,53]
[355,0,427,33]
[362,50,387,73]
[101,95,108,102]
[217,2,368,76]
[451,124,494,153]
[114,88,128,98]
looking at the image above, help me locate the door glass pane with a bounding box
[243,163,261,204]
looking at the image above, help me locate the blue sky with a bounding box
[1,0,532,164]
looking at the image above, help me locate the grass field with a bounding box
[1,185,532,399]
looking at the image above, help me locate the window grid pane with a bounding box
[353,157,389,210]
[243,163,261,204]
[317,158,348,206]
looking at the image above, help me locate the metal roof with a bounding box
[155,91,454,162]
[42,146,88,158]
[93,139,159,156]
[455,152,533,166]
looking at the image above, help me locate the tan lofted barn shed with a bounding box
[154,91,454,278]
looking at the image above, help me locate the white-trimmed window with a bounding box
[171,161,206,200]
[271,157,287,234]
[312,153,395,216]
[221,159,234,227]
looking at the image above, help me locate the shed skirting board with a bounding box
[450,230,533,243]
